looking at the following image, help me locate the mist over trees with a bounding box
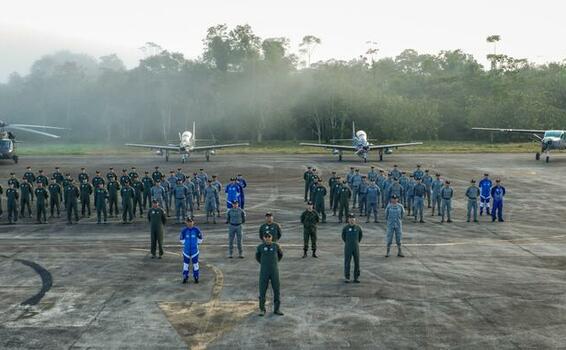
[1,24,566,144]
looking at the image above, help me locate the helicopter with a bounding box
[0,121,66,163]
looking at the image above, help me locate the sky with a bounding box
[2,0,566,81]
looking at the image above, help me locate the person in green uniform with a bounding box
[34,182,49,224]
[300,201,320,258]
[303,166,313,202]
[6,183,19,224]
[121,180,135,223]
[8,172,20,189]
[141,171,154,209]
[36,169,49,187]
[132,175,144,217]
[94,183,109,224]
[65,179,80,224]
[80,179,93,218]
[78,167,89,184]
[313,181,327,223]
[338,179,352,223]
[342,213,362,283]
[148,200,167,259]
[328,171,338,209]
[465,179,480,223]
[107,177,121,217]
[259,212,282,242]
[91,170,105,188]
[255,232,284,317]
[62,173,72,207]
[48,178,62,218]
[20,178,34,218]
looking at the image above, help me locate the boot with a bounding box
[312,250,318,258]
[182,277,188,284]
[397,245,404,257]
[302,250,307,258]
[385,246,391,258]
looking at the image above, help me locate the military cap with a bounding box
[131,166,137,169]
[177,168,181,170]
[199,168,204,171]
[350,167,354,169]
[445,180,451,184]
[436,173,441,176]
[55,166,60,169]
[471,179,476,183]
[307,166,312,169]
[185,217,194,222]
[193,172,198,175]
[81,167,85,170]
[232,200,239,204]
[409,174,414,177]
[10,172,14,175]
[307,201,313,205]
[212,175,217,178]
[144,171,149,174]
[331,171,336,174]
[401,171,406,174]
[230,177,235,181]
[495,178,501,183]
[109,167,113,170]
[484,173,489,176]
[38,169,44,173]
[425,169,429,172]
[263,232,273,237]
[312,168,317,171]
[347,213,355,218]
[265,212,273,216]
[361,175,367,178]
[170,170,175,173]
[237,174,242,176]
[393,164,398,167]
[96,170,101,173]
[371,166,375,168]
[155,166,159,169]
[355,168,360,172]
[417,164,421,167]
[122,169,127,172]
[26,166,31,169]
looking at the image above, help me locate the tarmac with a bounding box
[1,152,566,349]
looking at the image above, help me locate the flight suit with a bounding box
[212,180,222,217]
[23,171,36,184]
[36,175,49,187]
[491,185,506,222]
[300,209,320,253]
[413,168,424,181]
[440,186,454,222]
[204,186,218,223]
[191,177,201,209]
[382,178,393,208]
[259,222,282,242]
[332,182,342,215]
[141,175,154,209]
[173,184,188,222]
[350,173,362,208]
[358,181,368,216]
[387,183,404,206]
[119,174,131,187]
[106,171,116,182]
[152,170,163,183]
[255,242,283,313]
[107,180,121,216]
[48,183,62,217]
[226,207,246,257]
[65,184,80,224]
[34,187,49,223]
[303,170,314,202]
[368,169,378,183]
[80,182,93,217]
[413,182,427,222]
[184,181,196,218]
[406,180,416,215]
[385,203,405,249]
[338,185,352,222]
[161,180,171,216]
[365,184,380,222]
[167,175,178,208]
[197,172,208,202]
[313,184,327,223]
[465,185,480,222]
[342,224,362,281]
[91,175,105,188]
[78,172,89,184]
[376,174,386,207]
[52,171,64,185]
[390,168,401,180]
[132,180,144,217]
[328,175,338,209]
[398,175,409,205]
[422,173,433,208]
[6,188,19,224]
[20,182,34,218]
[148,207,166,257]
[121,186,135,223]
[94,187,109,223]
[431,178,443,215]
[8,177,20,189]
[180,226,203,281]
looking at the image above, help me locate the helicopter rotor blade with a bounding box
[10,124,67,130]
[8,126,61,138]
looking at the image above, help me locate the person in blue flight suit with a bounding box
[479,173,492,216]
[236,174,247,209]
[490,179,506,222]
[179,217,203,284]
[225,177,243,209]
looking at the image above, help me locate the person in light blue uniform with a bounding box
[167,171,178,208]
[367,166,378,183]
[413,178,426,223]
[406,175,416,216]
[440,180,454,223]
[422,170,433,208]
[398,172,409,205]
[365,181,380,223]
[350,169,362,209]
[390,165,401,180]
[491,179,506,222]
[174,179,189,223]
[465,179,480,223]
[179,218,203,283]
[431,173,443,216]
[212,175,222,217]
[412,164,424,181]
[385,194,405,258]
[479,173,492,216]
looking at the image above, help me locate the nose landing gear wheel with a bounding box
[13,155,18,164]
[535,152,540,161]
[546,156,550,163]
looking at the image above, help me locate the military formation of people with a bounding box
[0,166,248,225]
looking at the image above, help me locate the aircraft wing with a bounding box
[125,143,181,151]
[472,127,546,134]
[191,143,250,151]
[368,142,423,150]
[300,143,357,151]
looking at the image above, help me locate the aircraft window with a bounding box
[544,131,562,138]
[0,140,11,147]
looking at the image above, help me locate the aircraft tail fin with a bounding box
[192,121,196,141]
[352,121,356,138]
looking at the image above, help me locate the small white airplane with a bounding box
[472,127,566,163]
[300,122,423,162]
[125,122,249,162]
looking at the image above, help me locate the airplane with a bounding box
[0,120,66,164]
[125,122,250,162]
[472,127,566,163]
[300,122,423,162]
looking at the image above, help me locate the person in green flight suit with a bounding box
[121,180,135,224]
[255,232,284,317]
[148,200,167,259]
[6,183,19,224]
[34,182,49,224]
[342,213,363,283]
[107,177,121,217]
[300,201,320,258]
[20,178,34,218]
[131,175,144,217]
[65,178,80,224]
[259,212,282,242]
[94,182,109,224]
[48,177,62,218]
[80,179,93,218]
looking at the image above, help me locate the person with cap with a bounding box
[175,168,186,183]
[65,179,80,224]
[36,170,49,187]
[313,180,327,223]
[376,170,386,200]
[390,165,401,180]
[465,179,480,223]
[338,179,352,223]
[191,173,202,210]
[225,177,243,209]
[197,169,209,203]
[119,169,131,187]
[406,175,416,216]
[48,177,62,218]
[236,174,247,209]
[8,172,20,189]
[129,167,139,180]
[422,170,433,208]
[23,166,36,184]
[309,176,320,203]
[20,178,34,218]
[184,178,196,219]
[368,166,378,183]
[106,167,117,182]
[328,171,339,209]
[259,212,282,242]
[180,217,203,284]
[211,175,223,217]
[150,180,166,212]
[107,176,121,217]
[91,170,105,188]
[6,183,19,224]
[431,173,443,216]
[490,179,506,222]
[365,180,381,223]
[412,178,427,223]
[385,194,405,257]
[152,166,163,183]
[52,167,64,185]
[94,182,109,224]
[387,178,404,208]
[204,180,218,224]
[413,164,424,181]
[131,175,144,217]
[174,179,189,223]
[440,180,454,223]
[167,170,179,208]
[78,167,89,184]
[357,176,369,216]
[148,200,167,259]
[398,171,409,205]
[160,176,171,217]
[300,201,320,258]
[0,184,3,218]
[62,173,73,207]
[141,171,154,209]
[120,180,135,224]
[479,173,493,216]
[80,178,93,218]
[350,169,363,209]
[342,213,362,283]
[34,182,49,224]
[345,167,355,187]
[331,176,343,216]
[303,166,314,202]
[226,200,246,258]
[255,231,284,316]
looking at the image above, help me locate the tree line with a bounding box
[1,24,566,144]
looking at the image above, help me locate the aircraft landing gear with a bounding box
[546,155,550,163]
[165,150,169,162]
[378,150,383,162]
[13,155,18,164]
[535,152,540,161]
[338,151,343,161]
[205,152,210,162]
